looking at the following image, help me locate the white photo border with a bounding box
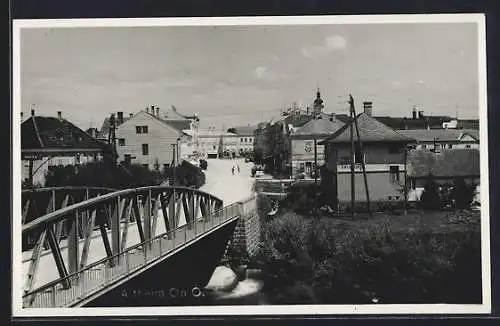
[12,13,490,317]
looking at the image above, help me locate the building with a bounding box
[407,148,480,188]
[289,115,345,179]
[227,125,257,155]
[396,129,479,150]
[114,109,192,170]
[320,111,414,205]
[21,110,110,186]
[406,149,480,201]
[373,107,479,130]
[257,88,347,175]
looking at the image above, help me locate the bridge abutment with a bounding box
[224,195,261,260]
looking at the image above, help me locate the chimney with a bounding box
[403,117,408,130]
[129,113,134,118]
[57,111,62,119]
[156,107,159,117]
[363,101,373,116]
[151,105,155,115]
[412,107,417,119]
[146,107,149,113]
[329,113,336,122]
[20,112,24,120]
[117,112,124,125]
[31,109,35,116]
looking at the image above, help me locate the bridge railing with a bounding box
[22,200,241,308]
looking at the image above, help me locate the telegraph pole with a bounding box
[349,97,355,217]
[350,95,372,217]
[314,135,319,219]
[171,143,177,186]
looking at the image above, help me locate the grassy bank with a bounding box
[250,209,481,304]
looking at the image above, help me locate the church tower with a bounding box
[312,86,325,117]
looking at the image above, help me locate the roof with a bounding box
[99,116,132,136]
[291,117,345,137]
[320,112,414,144]
[183,129,237,137]
[163,119,191,131]
[227,125,257,136]
[407,149,480,178]
[396,129,480,142]
[373,116,480,130]
[22,116,110,151]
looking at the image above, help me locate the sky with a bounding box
[20,22,480,131]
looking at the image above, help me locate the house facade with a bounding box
[396,129,479,150]
[115,110,189,170]
[289,116,345,179]
[227,126,257,155]
[21,110,108,187]
[320,112,414,205]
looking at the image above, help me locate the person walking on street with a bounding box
[237,164,240,173]
[232,166,235,175]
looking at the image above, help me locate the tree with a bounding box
[419,176,442,211]
[453,178,475,210]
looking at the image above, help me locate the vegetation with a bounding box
[251,209,481,304]
[44,160,206,189]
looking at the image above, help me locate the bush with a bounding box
[255,211,482,304]
[453,178,475,210]
[419,178,442,211]
[44,160,205,189]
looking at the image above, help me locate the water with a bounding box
[202,265,268,305]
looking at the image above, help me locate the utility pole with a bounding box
[349,97,355,217]
[314,135,319,219]
[171,143,177,186]
[350,95,372,217]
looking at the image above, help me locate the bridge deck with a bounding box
[23,212,238,308]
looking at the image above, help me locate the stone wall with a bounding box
[223,195,261,261]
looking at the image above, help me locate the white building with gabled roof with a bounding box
[115,110,192,171]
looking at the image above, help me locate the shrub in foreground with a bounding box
[254,210,481,304]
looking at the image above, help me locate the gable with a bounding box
[116,111,182,135]
[459,132,478,142]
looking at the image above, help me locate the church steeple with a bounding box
[313,84,324,116]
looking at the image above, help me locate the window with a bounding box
[421,144,427,149]
[163,163,170,170]
[118,138,125,146]
[299,162,305,173]
[465,144,471,149]
[441,144,446,149]
[136,125,148,134]
[240,138,244,142]
[142,144,149,155]
[354,142,364,164]
[448,144,453,149]
[389,165,400,182]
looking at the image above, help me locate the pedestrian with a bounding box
[237,164,240,173]
[232,166,235,175]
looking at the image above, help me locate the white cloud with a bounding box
[254,66,280,82]
[301,34,347,58]
[325,35,347,50]
[255,66,268,79]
